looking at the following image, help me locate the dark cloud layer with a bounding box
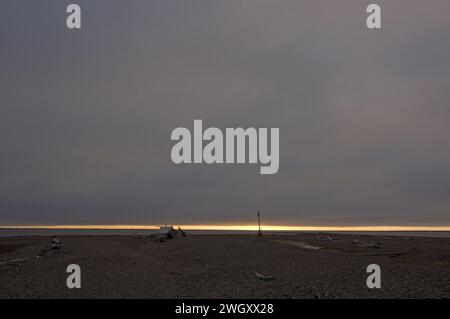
[1,0,450,226]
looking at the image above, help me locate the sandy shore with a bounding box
[1,233,450,298]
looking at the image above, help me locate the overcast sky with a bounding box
[1,0,450,226]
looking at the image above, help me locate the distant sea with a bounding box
[1,228,450,238]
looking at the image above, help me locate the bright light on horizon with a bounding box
[1,224,450,231]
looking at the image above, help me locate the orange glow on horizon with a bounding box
[1,224,450,231]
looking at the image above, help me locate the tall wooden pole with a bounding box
[257,211,262,236]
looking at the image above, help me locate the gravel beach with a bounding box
[1,233,450,298]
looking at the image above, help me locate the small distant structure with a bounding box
[257,211,262,237]
[156,225,187,240]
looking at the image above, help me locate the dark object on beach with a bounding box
[254,272,274,281]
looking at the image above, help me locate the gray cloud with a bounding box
[1,0,450,226]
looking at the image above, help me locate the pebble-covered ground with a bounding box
[1,233,450,298]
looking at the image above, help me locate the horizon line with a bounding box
[1,224,450,231]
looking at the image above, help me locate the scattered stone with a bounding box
[50,236,62,250]
[254,272,274,281]
[316,233,335,241]
[314,291,336,299]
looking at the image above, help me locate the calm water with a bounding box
[1,228,450,238]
